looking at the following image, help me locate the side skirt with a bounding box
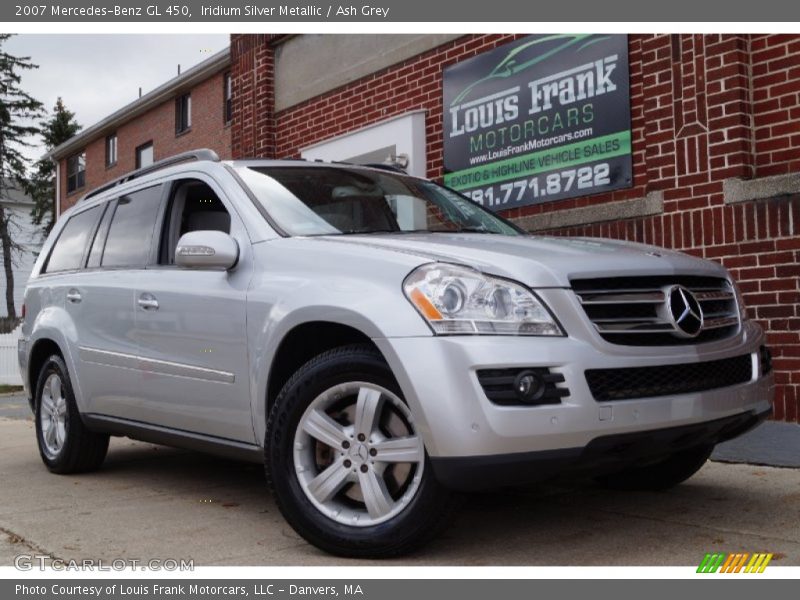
[82,413,264,464]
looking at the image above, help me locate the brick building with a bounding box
[50,47,232,215]
[50,34,800,422]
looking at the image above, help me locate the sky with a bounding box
[5,34,230,166]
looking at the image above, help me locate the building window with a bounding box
[223,72,232,124]
[136,142,154,169]
[66,151,86,193]
[105,133,118,167]
[175,92,192,134]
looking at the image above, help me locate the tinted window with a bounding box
[45,205,101,273]
[102,185,163,268]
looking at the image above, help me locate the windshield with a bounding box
[236,166,522,237]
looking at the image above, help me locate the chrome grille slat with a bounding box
[571,275,740,346]
[694,290,734,301]
[703,316,740,329]
[579,291,665,305]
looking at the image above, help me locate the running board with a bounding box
[82,413,264,463]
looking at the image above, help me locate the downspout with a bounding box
[51,157,61,220]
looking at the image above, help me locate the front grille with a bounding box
[585,354,753,401]
[759,345,772,375]
[477,367,570,406]
[571,275,740,346]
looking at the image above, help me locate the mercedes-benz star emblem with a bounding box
[666,285,704,338]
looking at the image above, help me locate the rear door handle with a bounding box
[66,289,82,303]
[137,293,159,311]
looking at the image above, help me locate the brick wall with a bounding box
[58,69,232,212]
[752,35,800,177]
[230,34,275,160]
[234,33,800,423]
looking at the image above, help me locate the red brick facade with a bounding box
[59,69,232,212]
[230,34,800,423]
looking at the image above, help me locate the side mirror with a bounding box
[175,230,239,270]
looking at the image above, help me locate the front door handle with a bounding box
[66,289,82,303]
[137,293,159,311]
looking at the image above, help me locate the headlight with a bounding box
[403,263,564,336]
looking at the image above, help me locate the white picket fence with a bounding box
[0,325,22,385]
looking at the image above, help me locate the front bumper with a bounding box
[430,407,770,490]
[374,315,773,485]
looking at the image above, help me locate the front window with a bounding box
[235,166,522,237]
[66,152,86,193]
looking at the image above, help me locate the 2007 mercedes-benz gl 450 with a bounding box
[19,149,773,556]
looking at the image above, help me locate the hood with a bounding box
[313,233,729,287]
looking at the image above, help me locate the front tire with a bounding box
[34,354,109,474]
[596,444,714,491]
[266,344,456,557]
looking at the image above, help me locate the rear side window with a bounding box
[44,205,102,273]
[101,185,163,268]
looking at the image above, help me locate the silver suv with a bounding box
[19,149,773,556]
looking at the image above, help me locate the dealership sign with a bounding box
[443,34,632,211]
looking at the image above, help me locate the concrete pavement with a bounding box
[1,416,799,566]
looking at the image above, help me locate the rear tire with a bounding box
[34,354,109,474]
[266,343,457,557]
[596,444,714,491]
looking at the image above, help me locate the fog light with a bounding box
[514,370,545,403]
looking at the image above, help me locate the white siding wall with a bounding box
[0,325,22,385]
[1,194,42,386]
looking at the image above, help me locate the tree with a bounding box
[29,98,81,234]
[0,34,43,321]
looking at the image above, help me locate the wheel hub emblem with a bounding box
[354,444,369,462]
[666,285,704,338]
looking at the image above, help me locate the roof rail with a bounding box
[80,148,220,202]
[361,162,408,174]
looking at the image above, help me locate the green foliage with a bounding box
[0,33,44,319]
[28,98,81,234]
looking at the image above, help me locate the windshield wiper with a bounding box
[336,229,401,235]
[334,228,438,235]
[451,226,501,234]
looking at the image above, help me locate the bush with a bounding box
[0,317,21,334]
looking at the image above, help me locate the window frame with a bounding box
[105,133,118,168]
[223,72,232,125]
[85,199,116,269]
[135,141,154,169]
[175,92,192,135]
[66,151,86,194]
